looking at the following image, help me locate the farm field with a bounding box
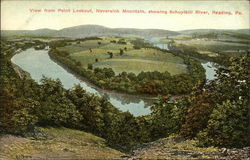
[57,37,188,75]
[175,39,249,53]
[165,32,250,58]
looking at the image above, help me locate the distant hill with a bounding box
[179,29,250,35]
[1,28,57,37]
[1,25,249,38]
[233,29,250,35]
[54,25,180,38]
[1,25,179,38]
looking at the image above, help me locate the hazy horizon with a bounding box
[1,1,249,31]
[1,24,250,32]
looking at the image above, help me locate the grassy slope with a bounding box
[0,128,223,160]
[58,37,187,75]
[130,136,221,159]
[0,127,124,160]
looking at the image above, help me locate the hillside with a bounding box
[1,27,249,160]
[57,25,179,38]
[0,127,124,159]
[179,29,250,35]
[0,29,56,37]
[1,128,248,159]
[2,25,249,38]
[1,25,179,38]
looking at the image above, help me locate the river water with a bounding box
[11,41,217,116]
[201,62,217,81]
[147,39,217,81]
[11,48,152,116]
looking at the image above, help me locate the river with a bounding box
[201,62,217,81]
[11,48,152,116]
[11,41,217,116]
[147,39,217,81]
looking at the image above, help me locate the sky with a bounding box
[1,1,249,31]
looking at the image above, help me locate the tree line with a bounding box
[49,41,206,96]
[1,38,249,151]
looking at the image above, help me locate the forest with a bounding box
[0,38,249,152]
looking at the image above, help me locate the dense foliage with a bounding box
[151,53,250,147]
[1,38,249,150]
[48,39,205,96]
[0,42,151,147]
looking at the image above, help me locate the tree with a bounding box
[107,52,113,58]
[119,49,124,56]
[77,95,105,133]
[180,89,215,138]
[76,61,82,66]
[0,84,38,134]
[197,53,250,147]
[212,53,250,103]
[37,77,82,127]
[150,97,183,139]
[106,112,139,147]
[88,63,93,70]
[37,96,82,127]
[7,98,38,134]
[40,77,64,96]
[110,40,116,43]
[103,68,115,78]
[197,100,250,147]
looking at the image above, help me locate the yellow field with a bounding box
[58,37,188,75]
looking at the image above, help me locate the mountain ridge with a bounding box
[1,25,249,38]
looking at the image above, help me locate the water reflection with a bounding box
[151,42,169,50]
[201,62,217,81]
[11,48,152,116]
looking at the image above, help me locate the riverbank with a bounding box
[148,39,218,81]
[49,42,206,95]
[11,48,153,116]
[48,50,160,101]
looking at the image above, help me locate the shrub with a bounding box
[180,90,214,138]
[0,97,38,134]
[88,63,93,70]
[197,100,250,147]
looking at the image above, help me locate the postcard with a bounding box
[1,1,249,159]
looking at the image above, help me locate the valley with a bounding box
[1,25,249,159]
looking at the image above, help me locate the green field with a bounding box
[175,39,249,52]
[58,37,188,75]
[164,32,250,58]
